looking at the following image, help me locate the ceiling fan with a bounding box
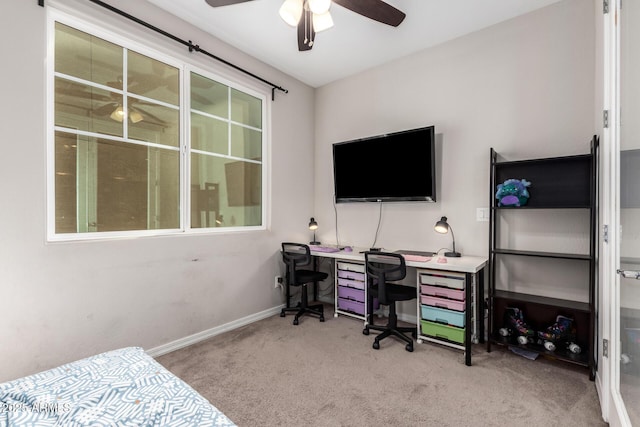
[204,0,406,51]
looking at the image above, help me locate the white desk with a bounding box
[309,247,487,366]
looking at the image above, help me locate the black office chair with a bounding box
[363,251,417,352]
[280,242,328,325]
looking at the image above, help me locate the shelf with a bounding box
[492,249,591,261]
[493,205,590,210]
[493,154,592,208]
[493,290,590,312]
[490,333,589,367]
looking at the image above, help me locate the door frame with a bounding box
[600,0,633,425]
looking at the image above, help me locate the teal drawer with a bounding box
[421,305,465,328]
[421,320,465,344]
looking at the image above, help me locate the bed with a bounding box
[0,346,235,426]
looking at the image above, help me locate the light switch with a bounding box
[476,207,489,222]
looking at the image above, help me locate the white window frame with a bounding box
[46,8,269,242]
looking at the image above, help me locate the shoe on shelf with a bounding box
[499,307,536,345]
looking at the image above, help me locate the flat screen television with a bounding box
[333,126,436,203]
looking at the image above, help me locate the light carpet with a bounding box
[157,305,605,426]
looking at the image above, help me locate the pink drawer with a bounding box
[421,295,465,312]
[337,278,365,290]
[337,270,365,281]
[420,284,464,301]
[337,286,365,302]
[337,298,365,315]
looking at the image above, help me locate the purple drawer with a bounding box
[337,278,365,290]
[337,270,365,281]
[421,295,465,312]
[338,298,365,315]
[337,286,365,302]
[420,284,465,301]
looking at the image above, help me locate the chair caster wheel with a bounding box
[406,344,414,352]
[319,316,325,322]
[280,311,285,318]
[334,313,338,318]
[363,328,370,336]
[293,318,299,325]
[373,341,380,350]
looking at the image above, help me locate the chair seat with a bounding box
[291,269,328,286]
[371,283,415,302]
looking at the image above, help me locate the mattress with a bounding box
[0,346,235,426]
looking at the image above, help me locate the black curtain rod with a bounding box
[39,0,288,100]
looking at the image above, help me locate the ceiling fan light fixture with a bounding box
[110,105,125,122]
[312,10,333,32]
[308,0,331,15]
[129,109,144,123]
[279,0,303,27]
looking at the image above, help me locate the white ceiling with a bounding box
[146,0,563,88]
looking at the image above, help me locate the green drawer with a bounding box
[421,320,465,344]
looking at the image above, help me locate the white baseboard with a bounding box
[146,305,284,358]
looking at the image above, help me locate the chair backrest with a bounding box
[281,242,312,285]
[364,251,407,306]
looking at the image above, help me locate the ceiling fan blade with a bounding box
[93,102,117,116]
[297,8,315,51]
[333,0,406,27]
[204,0,254,7]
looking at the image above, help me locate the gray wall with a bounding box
[314,0,597,309]
[0,0,315,382]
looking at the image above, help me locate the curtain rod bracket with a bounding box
[38,0,44,6]
[188,40,201,53]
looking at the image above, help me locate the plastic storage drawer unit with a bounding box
[421,305,465,328]
[421,295,465,312]
[421,320,464,344]
[419,272,465,290]
[420,284,465,301]
[338,298,365,315]
[338,286,365,302]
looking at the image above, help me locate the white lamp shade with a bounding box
[279,0,303,27]
[308,0,331,14]
[312,10,334,32]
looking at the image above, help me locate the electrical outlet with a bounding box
[274,276,283,289]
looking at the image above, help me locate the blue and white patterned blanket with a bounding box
[0,347,235,426]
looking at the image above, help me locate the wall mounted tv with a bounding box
[333,126,436,203]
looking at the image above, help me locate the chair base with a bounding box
[280,283,325,325]
[280,304,325,325]
[363,323,416,352]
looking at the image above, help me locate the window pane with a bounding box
[191,153,261,228]
[231,124,262,160]
[231,88,261,129]
[55,78,123,137]
[191,73,228,118]
[128,51,179,105]
[55,23,122,87]
[55,132,79,233]
[191,113,228,154]
[54,131,179,233]
[129,98,179,147]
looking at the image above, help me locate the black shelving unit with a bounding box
[487,136,598,380]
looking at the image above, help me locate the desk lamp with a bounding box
[434,216,461,257]
[309,217,320,245]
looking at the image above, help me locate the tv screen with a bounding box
[333,126,436,203]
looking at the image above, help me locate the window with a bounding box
[50,18,265,240]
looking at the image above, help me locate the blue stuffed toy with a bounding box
[496,179,531,207]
